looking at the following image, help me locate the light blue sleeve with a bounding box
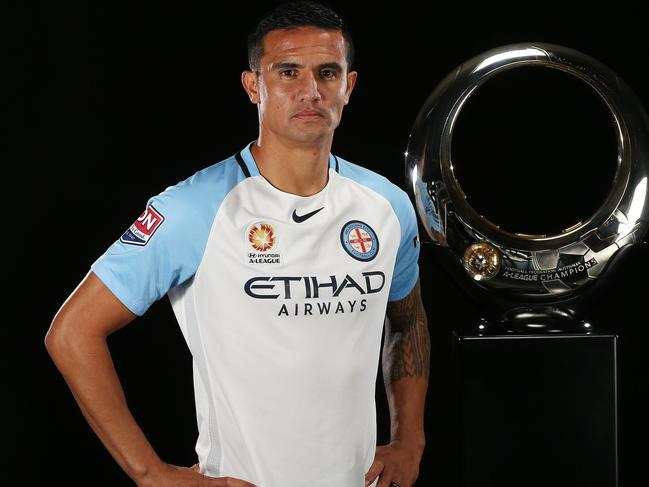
[90,158,242,315]
[90,187,202,315]
[388,188,420,302]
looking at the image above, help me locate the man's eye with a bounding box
[280,69,297,77]
[321,70,337,79]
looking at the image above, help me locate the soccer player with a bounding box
[45,2,430,486]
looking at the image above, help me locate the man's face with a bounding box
[243,26,357,145]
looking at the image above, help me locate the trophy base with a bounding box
[471,305,595,335]
[453,331,619,487]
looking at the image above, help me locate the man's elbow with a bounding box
[44,315,95,365]
[44,316,75,361]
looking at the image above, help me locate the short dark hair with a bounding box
[247,1,355,73]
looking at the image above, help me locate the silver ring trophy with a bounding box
[407,43,648,485]
[405,42,649,333]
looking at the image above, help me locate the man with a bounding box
[45,2,430,486]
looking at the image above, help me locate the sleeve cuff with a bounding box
[90,262,146,316]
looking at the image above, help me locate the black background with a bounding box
[16,1,648,485]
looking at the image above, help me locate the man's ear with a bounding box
[241,70,260,104]
[344,70,358,105]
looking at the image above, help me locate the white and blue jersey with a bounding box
[90,141,420,487]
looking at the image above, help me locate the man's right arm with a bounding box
[44,271,256,487]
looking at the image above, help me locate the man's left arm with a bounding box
[365,277,430,487]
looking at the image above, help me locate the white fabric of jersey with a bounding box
[90,141,420,487]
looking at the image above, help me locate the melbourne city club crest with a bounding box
[340,220,379,261]
[120,205,165,246]
[247,222,281,264]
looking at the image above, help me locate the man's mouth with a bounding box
[293,110,324,120]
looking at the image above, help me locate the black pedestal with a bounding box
[455,333,619,487]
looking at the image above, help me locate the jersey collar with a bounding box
[235,140,339,178]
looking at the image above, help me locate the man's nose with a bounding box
[298,71,322,102]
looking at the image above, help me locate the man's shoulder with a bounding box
[148,153,245,213]
[169,153,243,197]
[336,155,412,213]
[337,155,392,185]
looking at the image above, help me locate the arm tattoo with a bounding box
[382,279,431,385]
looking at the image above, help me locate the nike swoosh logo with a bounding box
[292,207,324,223]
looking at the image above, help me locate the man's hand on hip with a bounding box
[364,439,424,487]
[136,462,257,487]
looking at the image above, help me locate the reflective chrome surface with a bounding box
[406,42,649,299]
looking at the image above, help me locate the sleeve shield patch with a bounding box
[120,205,165,246]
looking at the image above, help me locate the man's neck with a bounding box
[250,136,332,196]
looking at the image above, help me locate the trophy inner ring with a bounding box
[444,64,623,248]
